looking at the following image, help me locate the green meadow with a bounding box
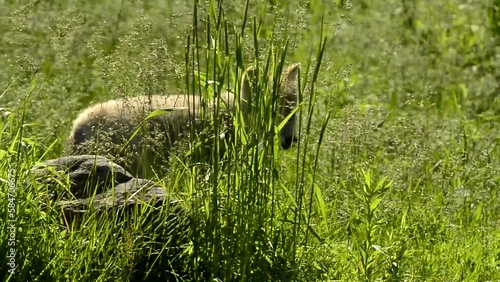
[1,0,499,281]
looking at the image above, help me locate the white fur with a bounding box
[67,64,300,176]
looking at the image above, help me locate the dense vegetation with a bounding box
[1,0,498,281]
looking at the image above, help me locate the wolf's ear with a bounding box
[240,66,256,114]
[281,63,300,103]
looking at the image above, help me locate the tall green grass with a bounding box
[177,1,329,279]
[0,0,499,281]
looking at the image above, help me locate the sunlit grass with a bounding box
[0,0,499,281]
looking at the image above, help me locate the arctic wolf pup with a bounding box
[67,63,300,177]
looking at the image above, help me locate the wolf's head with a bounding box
[239,63,301,149]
